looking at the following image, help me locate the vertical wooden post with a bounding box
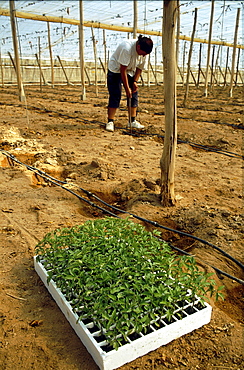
[197,43,202,87]
[9,0,25,101]
[176,0,180,65]
[133,0,138,39]
[38,36,42,91]
[176,1,180,85]
[214,45,221,86]
[182,41,187,85]
[204,0,214,97]
[0,48,4,87]
[183,8,197,107]
[229,8,240,97]
[147,53,150,87]
[103,29,107,87]
[91,26,98,96]
[47,21,54,87]
[235,47,240,85]
[160,0,177,206]
[210,45,215,88]
[224,47,229,86]
[154,47,158,84]
[79,0,86,100]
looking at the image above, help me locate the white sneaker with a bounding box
[106,121,114,132]
[128,120,144,129]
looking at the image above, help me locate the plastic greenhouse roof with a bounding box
[0,1,243,64]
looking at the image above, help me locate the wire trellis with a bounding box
[0,1,243,68]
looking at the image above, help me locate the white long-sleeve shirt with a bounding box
[108,39,147,77]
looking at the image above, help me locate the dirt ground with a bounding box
[0,82,243,370]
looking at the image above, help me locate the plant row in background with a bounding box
[35,217,223,350]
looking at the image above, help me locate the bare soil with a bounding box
[0,82,243,370]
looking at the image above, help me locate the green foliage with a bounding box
[35,217,223,350]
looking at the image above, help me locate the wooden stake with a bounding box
[190,69,197,86]
[0,48,4,87]
[147,53,150,87]
[133,0,138,39]
[154,47,158,84]
[224,47,229,86]
[177,65,184,84]
[8,51,16,70]
[183,8,197,107]
[229,8,240,97]
[204,0,214,97]
[160,0,177,206]
[9,0,25,102]
[182,41,187,85]
[218,66,225,83]
[38,36,42,91]
[99,57,106,74]
[237,69,244,84]
[197,43,202,87]
[235,47,241,85]
[79,0,86,100]
[84,67,91,85]
[214,45,221,86]
[91,26,98,96]
[57,55,73,85]
[176,0,180,66]
[209,66,218,85]
[35,53,47,86]
[149,61,157,85]
[210,45,215,88]
[200,67,206,80]
[47,21,54,87]
[103,29,107,87]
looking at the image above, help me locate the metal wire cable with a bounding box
[1,149,243,286]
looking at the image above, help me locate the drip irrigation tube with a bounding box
[122,131,243,160]
[166,243,244,286]
[0,101,243,160]
[1,149,244,285]
[154,112,244,130]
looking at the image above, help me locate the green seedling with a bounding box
[35,217,224,350]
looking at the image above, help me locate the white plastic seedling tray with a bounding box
[34,256,212,370]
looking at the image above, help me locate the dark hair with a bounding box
[137,35,153,54]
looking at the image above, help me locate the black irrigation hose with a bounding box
[1,149,244,286]
[1,150,119,218]
[166,242,244,286]
[2,150,243,270]
[72,186,244,271]
[0,100,242,159]
[154,112,244,130]
[122,130,243,160]
[176,138,244,159]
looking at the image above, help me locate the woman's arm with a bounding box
[120,64,132,98]
[133,67,142,92]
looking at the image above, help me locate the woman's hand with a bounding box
[133,81,138,93]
